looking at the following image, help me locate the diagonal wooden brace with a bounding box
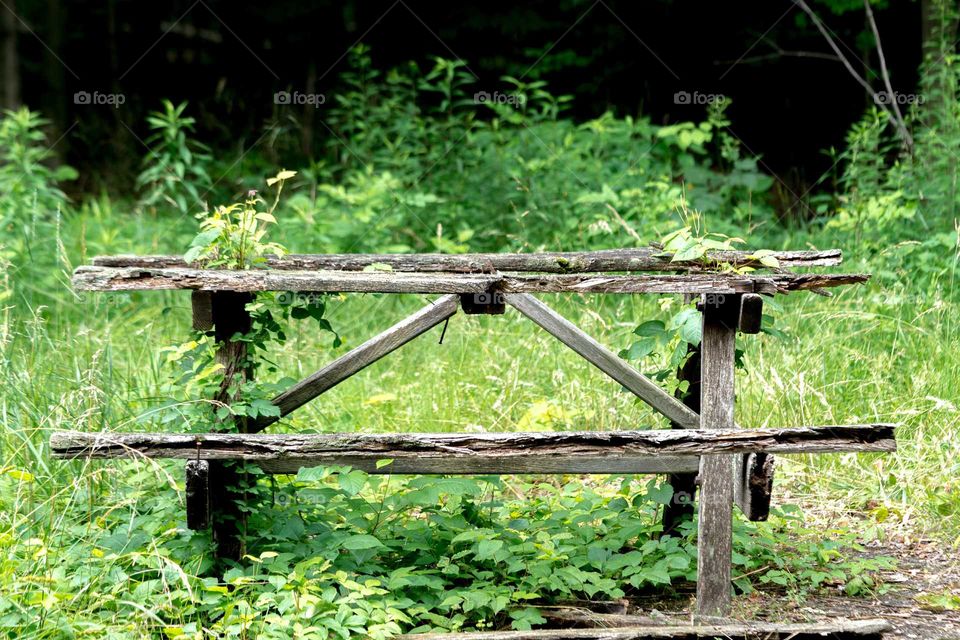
[504,293,700,429]
[252,294,459,432]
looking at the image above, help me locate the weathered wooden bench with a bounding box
[52,247,895,629]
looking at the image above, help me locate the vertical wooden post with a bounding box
[696,293,738,619]
[192,290,254,563]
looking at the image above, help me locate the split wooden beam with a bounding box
[90,248,844,273]
[72,266,870,295]
[50,424,897,469]
[505,293,700,428]
[401,618,891,640]
[251,294,459,432]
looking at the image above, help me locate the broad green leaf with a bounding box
[342,534,384,550]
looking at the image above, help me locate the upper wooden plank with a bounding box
[90,248,843,273]
[73,266,869,294]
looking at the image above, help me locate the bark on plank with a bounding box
[90,248,844,273]
[505,293,700,429]
[252,295,459,432]
[695,295,738,618]
[72,266,870,295]
[401,618,891,639]
[49,424,897,462]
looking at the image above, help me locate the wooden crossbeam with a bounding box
[89,248,844,273]
[505,293,700,429]
[49,425,897,473]
[252,294,459,432]
[72,266,870,295]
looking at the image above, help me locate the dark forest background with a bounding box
[0,0,938,196]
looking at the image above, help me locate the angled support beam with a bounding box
[252,294,459,432]
[504,293,700,429]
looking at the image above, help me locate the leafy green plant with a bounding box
[620,219,786,394]
[0,108,76,220]
[185,170,294,268]
[136,100,214,216]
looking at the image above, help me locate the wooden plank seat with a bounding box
[50,425,896,473]
[61,248,885,620]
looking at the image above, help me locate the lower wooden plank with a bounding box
[50,424,896,471]
[402,618,891,639]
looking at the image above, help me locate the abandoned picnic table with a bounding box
[52,247,896,636]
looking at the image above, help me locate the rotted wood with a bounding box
[252,294,459,432]
[460,292,506,314]
[737,293,763,334]
[401,618,891,639]
[505,293,700,429]
[90,248,844,273]
[72,266,870,295]
[733,452,774,521]
[185,460,210,530]
[50,424,897,469]
[695,294,739,618]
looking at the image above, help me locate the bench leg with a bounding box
[193,291,255,564]
[696,294,738,618]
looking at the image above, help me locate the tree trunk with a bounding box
[1,0,20,109]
